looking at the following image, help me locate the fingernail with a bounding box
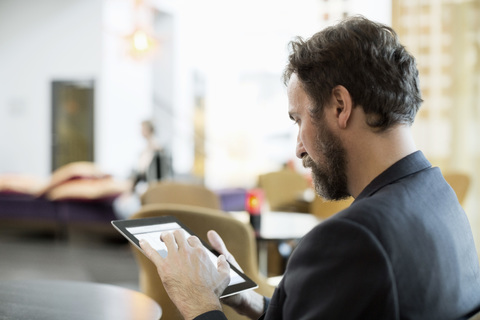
[139,239,145,246]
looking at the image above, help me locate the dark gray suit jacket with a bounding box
[196,151,480,320]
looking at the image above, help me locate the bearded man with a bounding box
[140,16,480,319]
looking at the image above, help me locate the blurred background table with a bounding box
[229,211,321,276]
[0,280,162,320]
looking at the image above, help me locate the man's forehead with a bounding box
[287,75,313,113]
[286,73,300,90]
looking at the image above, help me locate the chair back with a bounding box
[443,172,471,206]
[258,169,310,212]
[130,203,275,320]
[310,196,353,220]
[141,182,221,209]
[468,308,480,320]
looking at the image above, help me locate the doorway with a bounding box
[51,80,94,171]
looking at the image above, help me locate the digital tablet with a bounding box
[111,216,258,298]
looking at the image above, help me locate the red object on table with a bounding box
[246,189,264,215]
[246,189,264,232]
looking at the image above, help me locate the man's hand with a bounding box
[140,229,230,320]
[207,230,266,319]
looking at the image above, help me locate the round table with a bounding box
[0,280,162,320]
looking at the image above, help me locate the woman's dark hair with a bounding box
[283,16,423,130]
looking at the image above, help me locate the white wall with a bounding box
[0,0,160,179]
[0,0,102,178]
[99,0,157,178]
[0,0,391,184]
[178,0,392,189]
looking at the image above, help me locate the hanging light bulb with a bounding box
[125,27,157,59]
[122,0,158,60]
[133,29,149,52]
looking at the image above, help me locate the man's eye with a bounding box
[289,115,300,125]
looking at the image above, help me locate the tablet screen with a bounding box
[126,222,245,286]
[111,216,258,298]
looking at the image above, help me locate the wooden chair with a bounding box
[468,308,480,320]
[309,172,469,218]
[443,172,471,206]
[130,203,275,320]
[309,196,353,220]
[141,181,221,209]
[258,169,310,212]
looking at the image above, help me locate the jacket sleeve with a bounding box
[192,296,271,320]
[267,218,398,319]
[193,310,228,320]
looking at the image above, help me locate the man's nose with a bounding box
[296,137,306,159]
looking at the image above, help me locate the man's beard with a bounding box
[302,120,349,201]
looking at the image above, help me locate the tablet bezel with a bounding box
[111,216,258,298]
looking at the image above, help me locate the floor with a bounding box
[0,228,140,291]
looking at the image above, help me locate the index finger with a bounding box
[139,239,164,266]
[160,231,179,252]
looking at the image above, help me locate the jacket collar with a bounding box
[354,151,432,202]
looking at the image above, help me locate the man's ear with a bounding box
[331,85,353,129]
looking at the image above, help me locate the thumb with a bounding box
[217,254,230,276]
[217,255,231,292]
[208,230,228,254]
[208,230,242,271]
